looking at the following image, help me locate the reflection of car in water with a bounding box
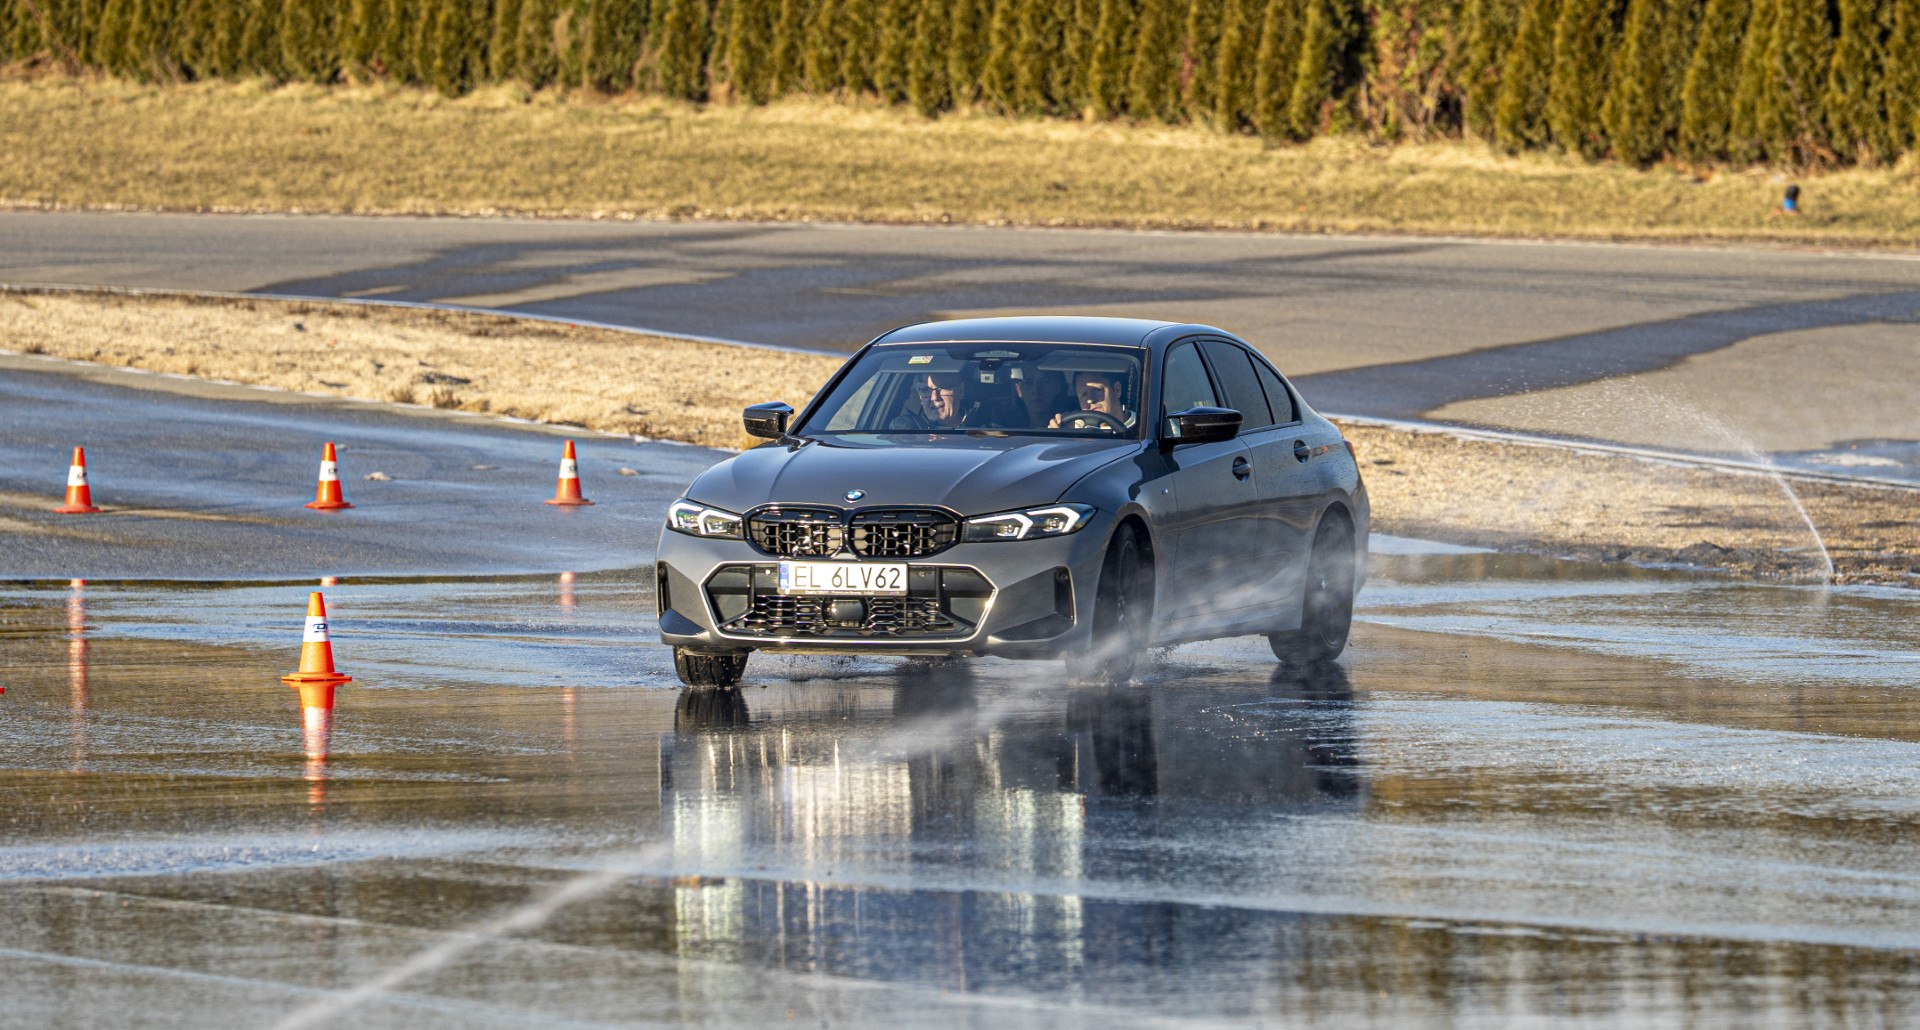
[657,316,1370,688]
[659,664,1361,990]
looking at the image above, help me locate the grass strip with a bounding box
[3,289,1913,585]
[5,75,1920,248]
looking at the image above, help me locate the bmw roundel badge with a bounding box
[845,489,866,502]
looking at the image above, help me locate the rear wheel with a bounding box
[674,648,749,688]
[1065,523,1153,687]
[1269,515,1356,667]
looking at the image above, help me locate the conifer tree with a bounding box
[652,0,709,97]
[428,0,482,95]
[1462,0,1522,138]
[769,0,805,94]
[907,0,951,113]
[281,0,338,82]
[1493,0,1560,150]
[120,0,172,80]
[1546,0,1616,157]
[1016,0,1066,112]
[947,0,991,106]
[586,0,647,90]
[1181,0,1225,123]
[1251,0,1301,137]
[871,0,913,102]
[1728,0,1778,159]
[519,0,563,86]
[378,0,414,80]
[1213,0,1264,130]
[487,0,523,80]
[1128,0,1181,121]
[726,0,774,101]
[838,0,875,94]
[239,0,285,77]
[1884,0,1919,152]
[1678,0,1746,160]
[4,0,43,65]
[91,0,130,72]
[1085,0,1136,119]
[1821,0,1886,161]
[1766,0,1834,163]
[1602,0,1667,163]
[202,0,245,76]
[342,0,385,77]
[1657,0,1704,127]
[1285,0,1354,139]
[1057,0,1097,111]
[981,0,1021,109]
[802,0,842,93]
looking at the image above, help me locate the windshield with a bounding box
[797,342,1149,440]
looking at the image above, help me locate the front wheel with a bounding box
[1269,515,1356,667]
[1065,523,1152,687]
[674,648,749,688]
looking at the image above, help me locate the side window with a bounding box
[1252,356,1299,424]
[1199,340,1275,430]
[1160,343,1218,414]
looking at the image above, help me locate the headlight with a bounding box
[961,503,1096,542]
[667,498,745,539]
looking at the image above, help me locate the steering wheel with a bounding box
[1056,410,1127,433]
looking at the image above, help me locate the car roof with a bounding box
[871,316,1233,350]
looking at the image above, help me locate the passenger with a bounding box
[1049,370,1136,430]
[1014,370,1072,429]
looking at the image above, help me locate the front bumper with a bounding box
[655,515,1114,659]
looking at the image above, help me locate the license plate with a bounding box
[777,561,908,595]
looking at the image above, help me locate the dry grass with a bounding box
[1345,422,1920,586]
[0,289,841,450]
[5,74,1920,246]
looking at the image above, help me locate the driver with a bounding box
[1049,370,1136,430]
[891,371,983,430]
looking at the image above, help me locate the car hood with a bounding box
[686,435,1136,516]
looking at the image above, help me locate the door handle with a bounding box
[1231,456,1251,481]
[1293,440,1311,463]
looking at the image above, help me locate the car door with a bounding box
[1152,340,1261,630]
[1198,339,1313,618]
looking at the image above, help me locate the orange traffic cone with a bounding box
[544,440,593,506]
[282,592,352,709]
[52,446,102,514]
[304,442,353,510]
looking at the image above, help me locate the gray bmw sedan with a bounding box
[657,316,1368,688]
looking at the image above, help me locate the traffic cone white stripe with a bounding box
[302,615,330,643]
[318,461,339,483]
[67,465,88,486]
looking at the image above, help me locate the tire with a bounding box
[674,647,748,688]
[1269,515,1356,668]
[1065,523,1153,687]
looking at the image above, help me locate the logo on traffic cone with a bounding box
[544,440,593,506]
[53,446,102,514]
[304,442,353,510]
[283,592,352,705]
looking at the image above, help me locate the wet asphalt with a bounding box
[4,554,1920,1027]
[0,359,713,579]
[4,362,1920,1026]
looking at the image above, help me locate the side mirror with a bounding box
[743,401,794,440]
[1162,406,1241,448]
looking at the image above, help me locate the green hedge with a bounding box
[4,0,1915,166]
